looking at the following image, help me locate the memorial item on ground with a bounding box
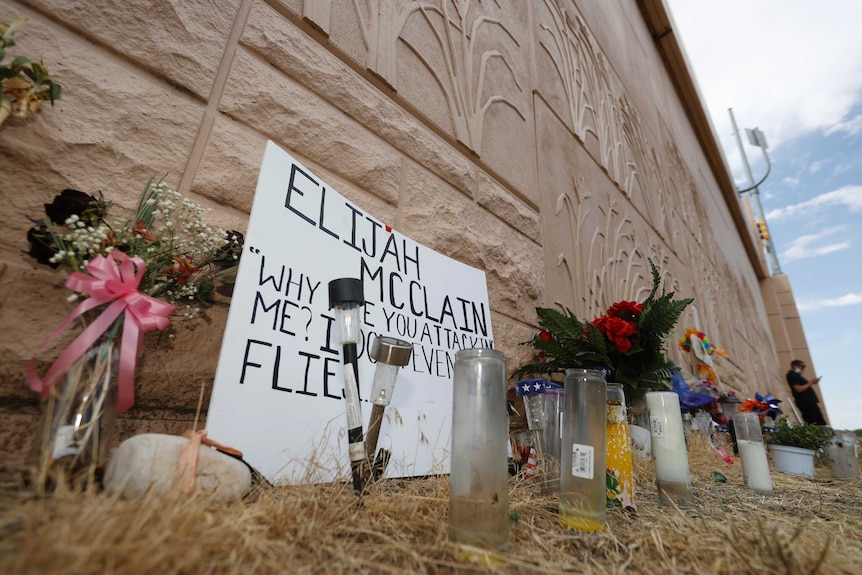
[25,181,242,487]
[559,368,607,531]
[448,348,510,559]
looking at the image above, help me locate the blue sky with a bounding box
[666,0,862,430]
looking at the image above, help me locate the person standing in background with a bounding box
[786,359,827,425]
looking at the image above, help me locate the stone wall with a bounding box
[0,0,800,457]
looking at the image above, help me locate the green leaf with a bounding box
[47,81,60,103]
[536,307,584,344]
[10,55,31,67]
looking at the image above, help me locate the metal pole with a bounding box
[729,108,783,275]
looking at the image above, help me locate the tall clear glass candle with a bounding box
[448,349,509,551]
[559,368,607,531]
[541,385,564,493]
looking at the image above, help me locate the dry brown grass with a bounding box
[1,434,861,574]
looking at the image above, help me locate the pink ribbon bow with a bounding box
[27,252,175,414]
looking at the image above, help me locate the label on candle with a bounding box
[571,443,594,479]
[649,416,665,437]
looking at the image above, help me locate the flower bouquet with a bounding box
[515,260,693,392]
[25,180,242,488]
[1,18,61,127]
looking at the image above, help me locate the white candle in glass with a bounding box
[732,412,773,491]
[646,391,693,506]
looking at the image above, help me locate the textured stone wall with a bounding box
[0,0,791,457]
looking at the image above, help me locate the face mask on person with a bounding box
[794,368,802,374]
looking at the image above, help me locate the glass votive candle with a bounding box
[646,391,694,508]
[732,412,773,492]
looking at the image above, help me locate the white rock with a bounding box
[104,433,251,500]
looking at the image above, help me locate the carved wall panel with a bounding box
[535,1,673,248]
[327,0,537,200]
[535,0,616,174]
[536,100,667,325]
[615,94,669,243]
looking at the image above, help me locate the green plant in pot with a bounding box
[1,18,61,127]
[767,417,835,477]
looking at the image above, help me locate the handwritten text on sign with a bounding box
[206,142,493,484]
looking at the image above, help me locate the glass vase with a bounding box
[28,337,119,490]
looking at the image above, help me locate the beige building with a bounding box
[0,0,825,455]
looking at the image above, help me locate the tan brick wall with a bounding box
[0,0,815,458]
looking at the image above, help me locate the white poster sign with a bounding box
[206,141,494,484]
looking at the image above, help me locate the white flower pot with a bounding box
[769,444,816,477]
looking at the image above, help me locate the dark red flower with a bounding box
[25,227,59,268]
[607,300,643,320]
[44,189,101,225]
[538,330,552,342]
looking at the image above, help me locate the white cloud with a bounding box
[825,114,862,137]
[780,228,849,262]
[809,161,824,174]
[782,177,799,186]
[765,185,862,219]
[666,0,862,179]
[797,293,862,311]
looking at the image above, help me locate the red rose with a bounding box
[593,316,637,353]
[590,315,609,331]
[538,330,552,342]
[607,301,643,320]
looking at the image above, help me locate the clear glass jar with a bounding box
[606,383,635,510]
[28,337,119,491]
[559,368,607,531]
[515,378,546,456]
[540,385,564,493]
[827,429,860,480]
[448,348,509,551]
